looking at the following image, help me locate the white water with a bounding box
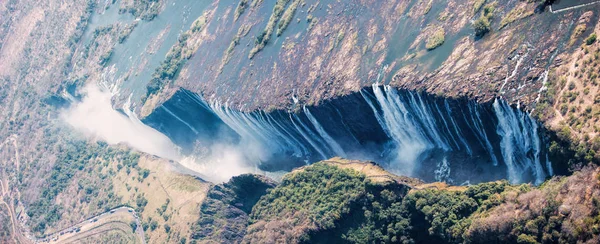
[63,84,181,161]
[150,85,554,184]
[500,53,527,94]
[160,105,200,134]
[435,157,451,183]
[361,84,551,183]
[493,99,546,184]
[303,105,347,157]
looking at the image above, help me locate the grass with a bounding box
[570,24,587,46]
[249,0,291,59]
[219,24,251,73]
[423,0,433,15]
[473,3,494,38]
[113,156,210,243]
[143,11,210,102]
[473,0,486,14]
[276,0,300,36]
[499,4,534,30]
[586,33,597,45]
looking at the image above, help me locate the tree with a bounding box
[130,221,138,232]
[473,16,491,37]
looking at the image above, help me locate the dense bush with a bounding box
[192,162,600,244]
[246,163,367,243]
[426,28,445,50]
[586,33,597,46]
[473,4,494,38]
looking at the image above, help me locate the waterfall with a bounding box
[303,105,347,158]
[160,105,200,135]
[492,99,546,184]
[465,102,499,166]
[435,157,451,183]
[157,86,553,184]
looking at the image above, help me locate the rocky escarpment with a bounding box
[192,174,277,243]
[142,84,560,185]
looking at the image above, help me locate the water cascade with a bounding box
[143,86,553,184]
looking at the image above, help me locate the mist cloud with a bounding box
[62,84,257,182]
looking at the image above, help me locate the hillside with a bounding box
[195,158,600,244]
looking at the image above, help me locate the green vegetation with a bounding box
[118,22,138,44]
[130,221,137,232]
[251,0,264,8]
[99,49,113,65]
[249,0,291,59]
[276,0,300,36]
[499,5,533,30]
[423,0,433,15]
[119,0,161,21]
[192,174,276,242]
[535,41,600,169]
[219,24,252,73]
[234,0,249,21]
[193,161,600,243]
[473,0,486,14]
[0,206,13,240]
[246,163,369,243]
[569,24,587,46]
[473,3,495,38]
[251,163,365,228]
[26,141,138,235]
[586,33,597,46]
[426,28,445,50]
[67,1,95,49]
[143,13,209,102]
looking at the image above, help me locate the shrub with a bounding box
[473,16,491,37]
[586,33,597,46]
[130,221,137,232]
[426,28,445,50]
[473,0,486,14]
[473,3,494,38]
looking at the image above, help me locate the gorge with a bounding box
[142,84,557,185]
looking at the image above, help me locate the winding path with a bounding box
[41,206,145,244]
[1,134,144,243]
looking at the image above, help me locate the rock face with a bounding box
[143,85,556,185]
[192,174,277,243]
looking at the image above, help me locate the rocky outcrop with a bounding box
[192,174,277,243]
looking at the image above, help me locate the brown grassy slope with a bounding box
[113,155,210,244]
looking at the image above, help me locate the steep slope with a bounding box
[194,158,600,244]
[192,174,277,243]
